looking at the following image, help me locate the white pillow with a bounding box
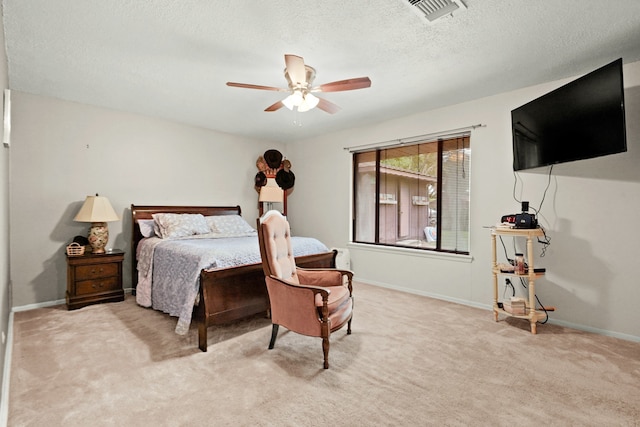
[206,215,256,237]
[138,219,156,238]
[152,213,210,239]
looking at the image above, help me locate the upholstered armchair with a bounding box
[257,210,354,369]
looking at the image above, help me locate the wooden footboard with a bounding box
[195,250,336,352]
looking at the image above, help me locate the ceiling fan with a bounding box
[226,54,371,114]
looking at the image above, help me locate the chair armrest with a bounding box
[268,274,331,296]
[296,268,353,295]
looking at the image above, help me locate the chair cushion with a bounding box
[316,286,353,332]
[315,285,352,331]
[327,294,353,332]
[315,285,350,311]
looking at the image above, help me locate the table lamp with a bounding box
[259,178,284,212]
[74,194,119,254]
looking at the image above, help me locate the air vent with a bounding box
[406,0,467,23]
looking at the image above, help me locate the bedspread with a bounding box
[136,235,329,334]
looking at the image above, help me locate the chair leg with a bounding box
[268,324,279,349]
[347,297,353,334]
[322,336,330,369]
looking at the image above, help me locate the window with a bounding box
[352,135,470,254]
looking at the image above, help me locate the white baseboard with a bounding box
[12,298,65,312]
[0,312,14,427]
[357,277,490,310]
[356,278,640,343]
[11,288,133,313]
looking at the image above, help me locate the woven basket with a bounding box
[66,242,85,256]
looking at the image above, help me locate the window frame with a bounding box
[351,134,470,255]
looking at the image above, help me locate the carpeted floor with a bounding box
[8,282,640,426]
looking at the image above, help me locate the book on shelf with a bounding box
[503,297,526,315]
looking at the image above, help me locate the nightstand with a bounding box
[66,249,125,310]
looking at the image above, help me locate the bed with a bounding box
[130,205,336,351]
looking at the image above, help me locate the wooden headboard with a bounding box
[130,204,242,291]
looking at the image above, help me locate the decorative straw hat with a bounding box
[256,156,268,171]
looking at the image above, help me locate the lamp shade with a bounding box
[74,195,119,223]
[258,178,284,203]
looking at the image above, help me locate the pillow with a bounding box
[138,219,156,238]
[206,215,256,237]
[152,213,210,239]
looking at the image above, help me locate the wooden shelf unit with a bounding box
[491,227,548,334]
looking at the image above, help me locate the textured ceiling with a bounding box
[4,0,640,142]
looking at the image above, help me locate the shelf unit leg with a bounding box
[491,233,498,321]
[526,234,538,334]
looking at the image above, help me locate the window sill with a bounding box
[347,242,473,263]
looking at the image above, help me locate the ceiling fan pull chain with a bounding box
[292,109,302,127]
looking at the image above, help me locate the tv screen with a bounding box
[512,58,627,171]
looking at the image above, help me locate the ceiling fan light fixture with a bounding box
[297,93,319,112]
[282,95,295,110]
[282,90,303,110]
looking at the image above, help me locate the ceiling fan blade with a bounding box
[316,97,341,114]
[265,100,285,112]
[284,54,306,85]
[315,77,372,92]
[226,82,286,92]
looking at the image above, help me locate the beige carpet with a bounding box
[8,283,640,426]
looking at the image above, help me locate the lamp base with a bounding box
[88,221,109,254]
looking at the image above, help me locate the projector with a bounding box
[515,212,537,229]
[501,201,538,229]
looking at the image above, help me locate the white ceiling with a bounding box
[4,0,640,142]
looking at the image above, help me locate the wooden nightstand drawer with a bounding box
[75,263,119,280]
[75,277,120,296]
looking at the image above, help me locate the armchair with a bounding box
[257,210,354,369]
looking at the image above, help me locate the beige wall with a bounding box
[288,61,640,341]
[9,92,280,307]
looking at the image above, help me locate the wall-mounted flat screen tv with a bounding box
[511,58,627,171]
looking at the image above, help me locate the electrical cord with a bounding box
[511,164,553,214]
[498,235,512,264]
[537,225,551,257]
[512,170,523,205]
[511,166,553,257]
[536,165,553,215]
[502,278,516,300]
[519,277,549,324]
